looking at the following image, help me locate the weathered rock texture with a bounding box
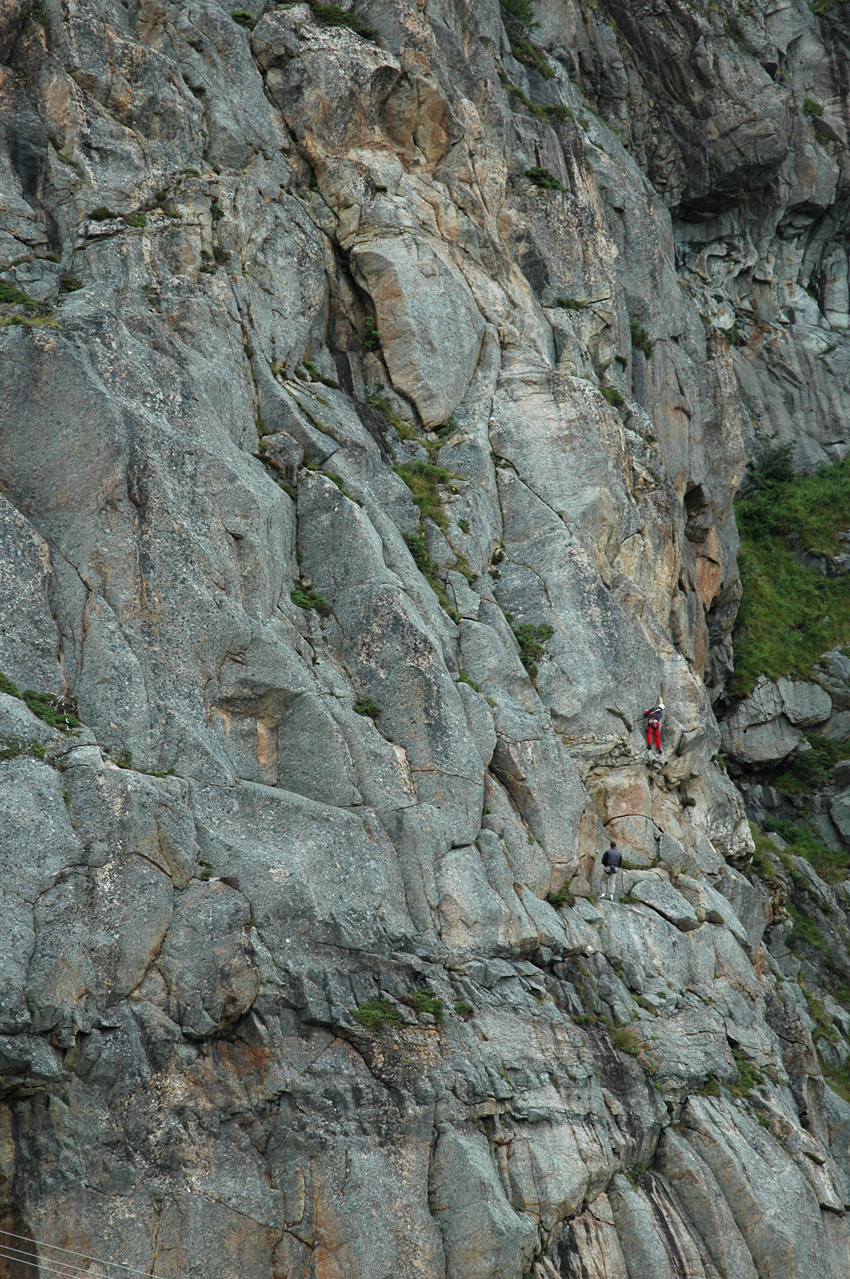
[1,0,850,1276]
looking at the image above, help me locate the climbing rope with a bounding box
[0,1230,162,1279]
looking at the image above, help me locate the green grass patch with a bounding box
[507,30,554,77]
[0,737,46,762]
[802,984,840,1044]
[394,460,450,531]
[89,207,120,221]
[402,531,459,621]
[821,1057,850,1101]
[351,998,398,1029]
[0,673,21,698]
[786,900,828,951]
[772,734,850,795]
[513,622,554,679]
[231,9,256,27]
[554,296,587,309]
[764,816,850,885]
[803,97,824,117]
[124,212,147,228]
[453,1001,474,1020]
[731,452,850,696]
[22,690,80,731]
[728,1046,766,1098]
[524,166,565,191]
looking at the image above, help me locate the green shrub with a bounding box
[611,1025,639,1055]
[124,212,147,227]
[803,97,824,117]
[500,0,537,24]
[731,453,850,695]
[625,1162,647,1186]
[353,698,380,719]
[629,317,654,359]
[554,296,587,309]
[699,1072,721,1096]
[21,690,80,731]
[360,315,381,353]
[89,207,119,221]
[407,989,443,1022]
[351,998,398,1029]
[308,2,375,38]
[524,166,565,191]
[0,282,37,307]
[601,385,624,407]
[513,622,554,679]
[291,586,331,615]
[0,673,21,699]
[453,1001,474,1020]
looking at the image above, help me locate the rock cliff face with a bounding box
[2,0,850,1275]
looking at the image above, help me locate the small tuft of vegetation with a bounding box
[546,886,573,909]
[772,734,850,796]
[0,737,46,762]
[507,30,554,78]
[572,1012,593,1026]
[394,460,450,531]
[524,166,566,192]
[629,317,654,359]
[554,296,587,309]
[500,0,537,24]
[402,530,458,620]
[453,1001,474,1020]
[513,622,554,680]
[406,989,444,1022]
[803,97,824,117]
[0,282,37,308]
[360,315,381,353]
[351,998,398,1029]
[731,451,850,695]
[0,673,21,699]
[231,9,256,27]
[625,1162,647,1186]
[124,212,147,228]
[22,690,80,731]
[699,1071,721,1096]
[59,273,83,293]
[728,1046,766,1098]
[802,984,840,1044]
[307,1,375,38]
[291,586,331,615]
[786,900,828,952]
[611,1025,639,1056]
[601,385,625,407]
[353,698,380,719]
[89,207,120,222]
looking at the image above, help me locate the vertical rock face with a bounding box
[0,1,850,1276]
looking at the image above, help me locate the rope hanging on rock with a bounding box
[0,1230,163,1279]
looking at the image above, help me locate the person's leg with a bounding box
[652,723,661,750]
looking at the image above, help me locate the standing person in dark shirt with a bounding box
[601,842,622,901]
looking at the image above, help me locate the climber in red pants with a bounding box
[644,699,664,752]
